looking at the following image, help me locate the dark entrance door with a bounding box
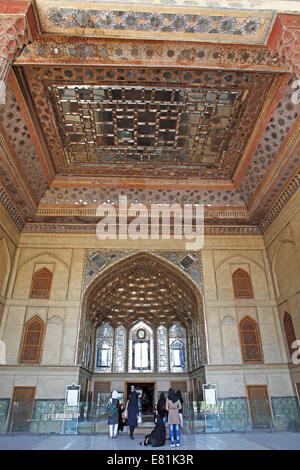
[9,387,35,432]
[247,385,272,428]
[126,382,155,415]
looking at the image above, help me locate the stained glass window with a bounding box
[97,343,110,367]
[95,323,114,372]
[169,323,187,372]
[157,325,168,372]
[114,325,126,372]
[133,341,150,369]
[128,321,154,373]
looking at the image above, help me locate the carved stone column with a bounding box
[0,1,38,103]
[268,13,300,78]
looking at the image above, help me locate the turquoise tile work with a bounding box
[271,397,300,431]
[219,398,250,432]
[0,400,10,433]
[191,398,250,433]
[31,400,65,434]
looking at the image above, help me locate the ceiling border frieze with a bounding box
[15,36,288,74]
[34,2,275,45]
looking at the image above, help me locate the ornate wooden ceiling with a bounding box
[0,1,299,233]
[86,253,200,327]
[15,63,280,181]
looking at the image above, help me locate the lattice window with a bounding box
[232,269,253,299]
[169,323,187,372]
[19,316,45,364]
[283,312,297,362]
[239,316,263,364]
[30,268,52,299]
[95,323,114,373]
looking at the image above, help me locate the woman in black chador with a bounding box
[127,385,139,440]
[139,416,166,447]
[157,392,167,425]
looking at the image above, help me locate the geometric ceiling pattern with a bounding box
[0,1,299,235]
[17,64,278,181]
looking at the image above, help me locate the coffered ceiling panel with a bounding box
[15,64,279,181]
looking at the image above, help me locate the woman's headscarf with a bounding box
[168,388,178,404]
[157,392,166,408]
[112,390,118,400]
[176,390,183,404]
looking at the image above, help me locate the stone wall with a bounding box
[0,189,299,430]
[264,186,300,400]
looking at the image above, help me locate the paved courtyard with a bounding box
[0,431,299,450]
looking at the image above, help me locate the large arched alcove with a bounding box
[78,251,207,374]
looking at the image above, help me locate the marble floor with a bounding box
[0,431,299,450]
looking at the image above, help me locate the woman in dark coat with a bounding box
[127,386,139,440]
[139,416,166,447]
[157,392,167,424]
[107,390,119,438]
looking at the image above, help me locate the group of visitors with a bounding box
[107,385,184,447]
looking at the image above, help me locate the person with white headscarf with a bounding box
[107,390,119,438]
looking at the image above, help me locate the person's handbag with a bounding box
[107,401,117,418]
[122,401,128,421]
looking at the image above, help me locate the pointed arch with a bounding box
[239,316,263,364]
[232,268,254,299]
[30,267,52,299]
[79,251,206,367]
[19,316,46,364]
[283,311,297,362]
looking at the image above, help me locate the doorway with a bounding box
[247,385,273,428]
[8,387,35,432]
[126,382,155,415]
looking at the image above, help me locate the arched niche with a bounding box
[273,239,300,297]
[79,251,206,369]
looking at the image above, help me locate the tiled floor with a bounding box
[0,431,299,450]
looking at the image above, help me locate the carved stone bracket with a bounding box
[0,1,37,103]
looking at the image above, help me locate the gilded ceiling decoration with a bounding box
[239,79,299,205]
[39,186,247,208]
[18,38,286,73]
[50,84,243,168]
[0,81,48,203]
[35,1,274,44]
[82,249,203,293]
[16,64,278,181]
[87,256,199,327]
[0,2,299,234]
